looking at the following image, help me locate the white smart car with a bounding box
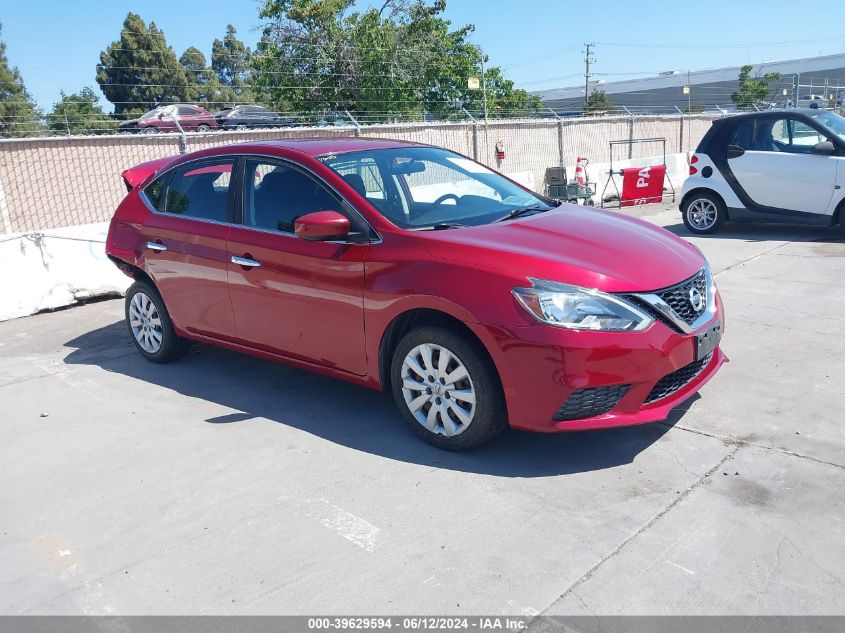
[680,109,845,235]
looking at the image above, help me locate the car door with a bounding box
[140,157,238,340]
[727,115,837,214]
[177,106,201,131]
[226,157,369,375]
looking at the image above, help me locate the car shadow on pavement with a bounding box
[662,222,844,243]
[62,320,693,478]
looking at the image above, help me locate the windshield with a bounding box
[808,110,845,139]
[320,147,554,229]
[140,106,169,120]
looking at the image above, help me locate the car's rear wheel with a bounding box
[390,326,507,450]
[682,192,725,234]
[197,124,211,133]
[125,281,190,363]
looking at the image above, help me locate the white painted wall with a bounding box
[0,222,130,322]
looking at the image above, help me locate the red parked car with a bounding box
[107,138,726,450]
[117,104,218,134]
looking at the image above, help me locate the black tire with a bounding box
[124,280,190,363]
[390,325,507,450]
[682,191,726,234]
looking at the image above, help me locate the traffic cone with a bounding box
[574,157,586,186]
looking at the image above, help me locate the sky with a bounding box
[3,0,845,112]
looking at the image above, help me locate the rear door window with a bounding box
[164,159,235,222]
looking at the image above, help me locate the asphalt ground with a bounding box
[1,203,843,616]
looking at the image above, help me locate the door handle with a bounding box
[231,255,261,268]
[146,241,167,251]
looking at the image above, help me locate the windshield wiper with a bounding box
[493,205,550,223]
[418,222,468,230]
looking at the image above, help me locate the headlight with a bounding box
[512,278,653,332]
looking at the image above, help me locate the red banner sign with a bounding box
[620,165,666,206]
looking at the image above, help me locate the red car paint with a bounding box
[107,138,726,433]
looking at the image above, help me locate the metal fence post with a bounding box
[462,108,479,160]
[344,110,362,137]
[623,106,634,159]
[675,106,685,153]
[547,107,564,167]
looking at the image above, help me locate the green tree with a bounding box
[46,87,116,135]
[731,65,781,109]
[0,22,43,137]
[96,13,188,115]
[212,25,252,87]
[252,0,541,121]
[584,90,614,113]
[180,46,219,104]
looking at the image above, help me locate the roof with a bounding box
[534,52,845,102]
[230,137,426,157]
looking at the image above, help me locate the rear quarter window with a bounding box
[142,177,165,210]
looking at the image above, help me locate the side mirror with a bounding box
[157,113,165,119]
[811,140,836,155]
[294,210,351,241]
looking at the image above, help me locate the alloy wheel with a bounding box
[129,292,163,354]
[400,343,476,437]
[687,198,718,230]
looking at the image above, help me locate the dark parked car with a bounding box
[214,105,299,130]
[118,104,218,134]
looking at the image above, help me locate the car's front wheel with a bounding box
[125,281,190,363]
[390,326,507,450]
[682,192,726,234]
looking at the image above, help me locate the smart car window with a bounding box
[730,120,754,150]
[164,159,234,222]
[243,160,344,233]
[788,121,826,152]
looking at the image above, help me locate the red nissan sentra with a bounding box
[106,138,726,450]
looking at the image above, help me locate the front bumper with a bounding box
[485,308,727,433]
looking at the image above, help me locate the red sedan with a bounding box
[107,138,726,450]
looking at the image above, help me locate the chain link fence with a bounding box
[0,113,719,234]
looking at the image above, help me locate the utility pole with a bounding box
[687,70,691,113]
[480,47,488,125]
[583,42,595,109]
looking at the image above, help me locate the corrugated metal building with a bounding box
[534,53,845,113]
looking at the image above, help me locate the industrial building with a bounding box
[534,52,845,113]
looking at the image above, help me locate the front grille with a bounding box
[554,384,630,421]
[645,353,713,404]
[655,270,707,326]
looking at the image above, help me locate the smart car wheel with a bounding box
[682,192,725,234]
[390,326,507,450]
[125,281,190,363]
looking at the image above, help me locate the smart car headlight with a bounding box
[512,278,654,332]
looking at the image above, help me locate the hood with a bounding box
[417,206,705,293]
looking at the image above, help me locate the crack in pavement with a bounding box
[532,447,739,622]
[665,422,844,470]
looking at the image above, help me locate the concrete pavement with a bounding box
[1,206,843,616]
